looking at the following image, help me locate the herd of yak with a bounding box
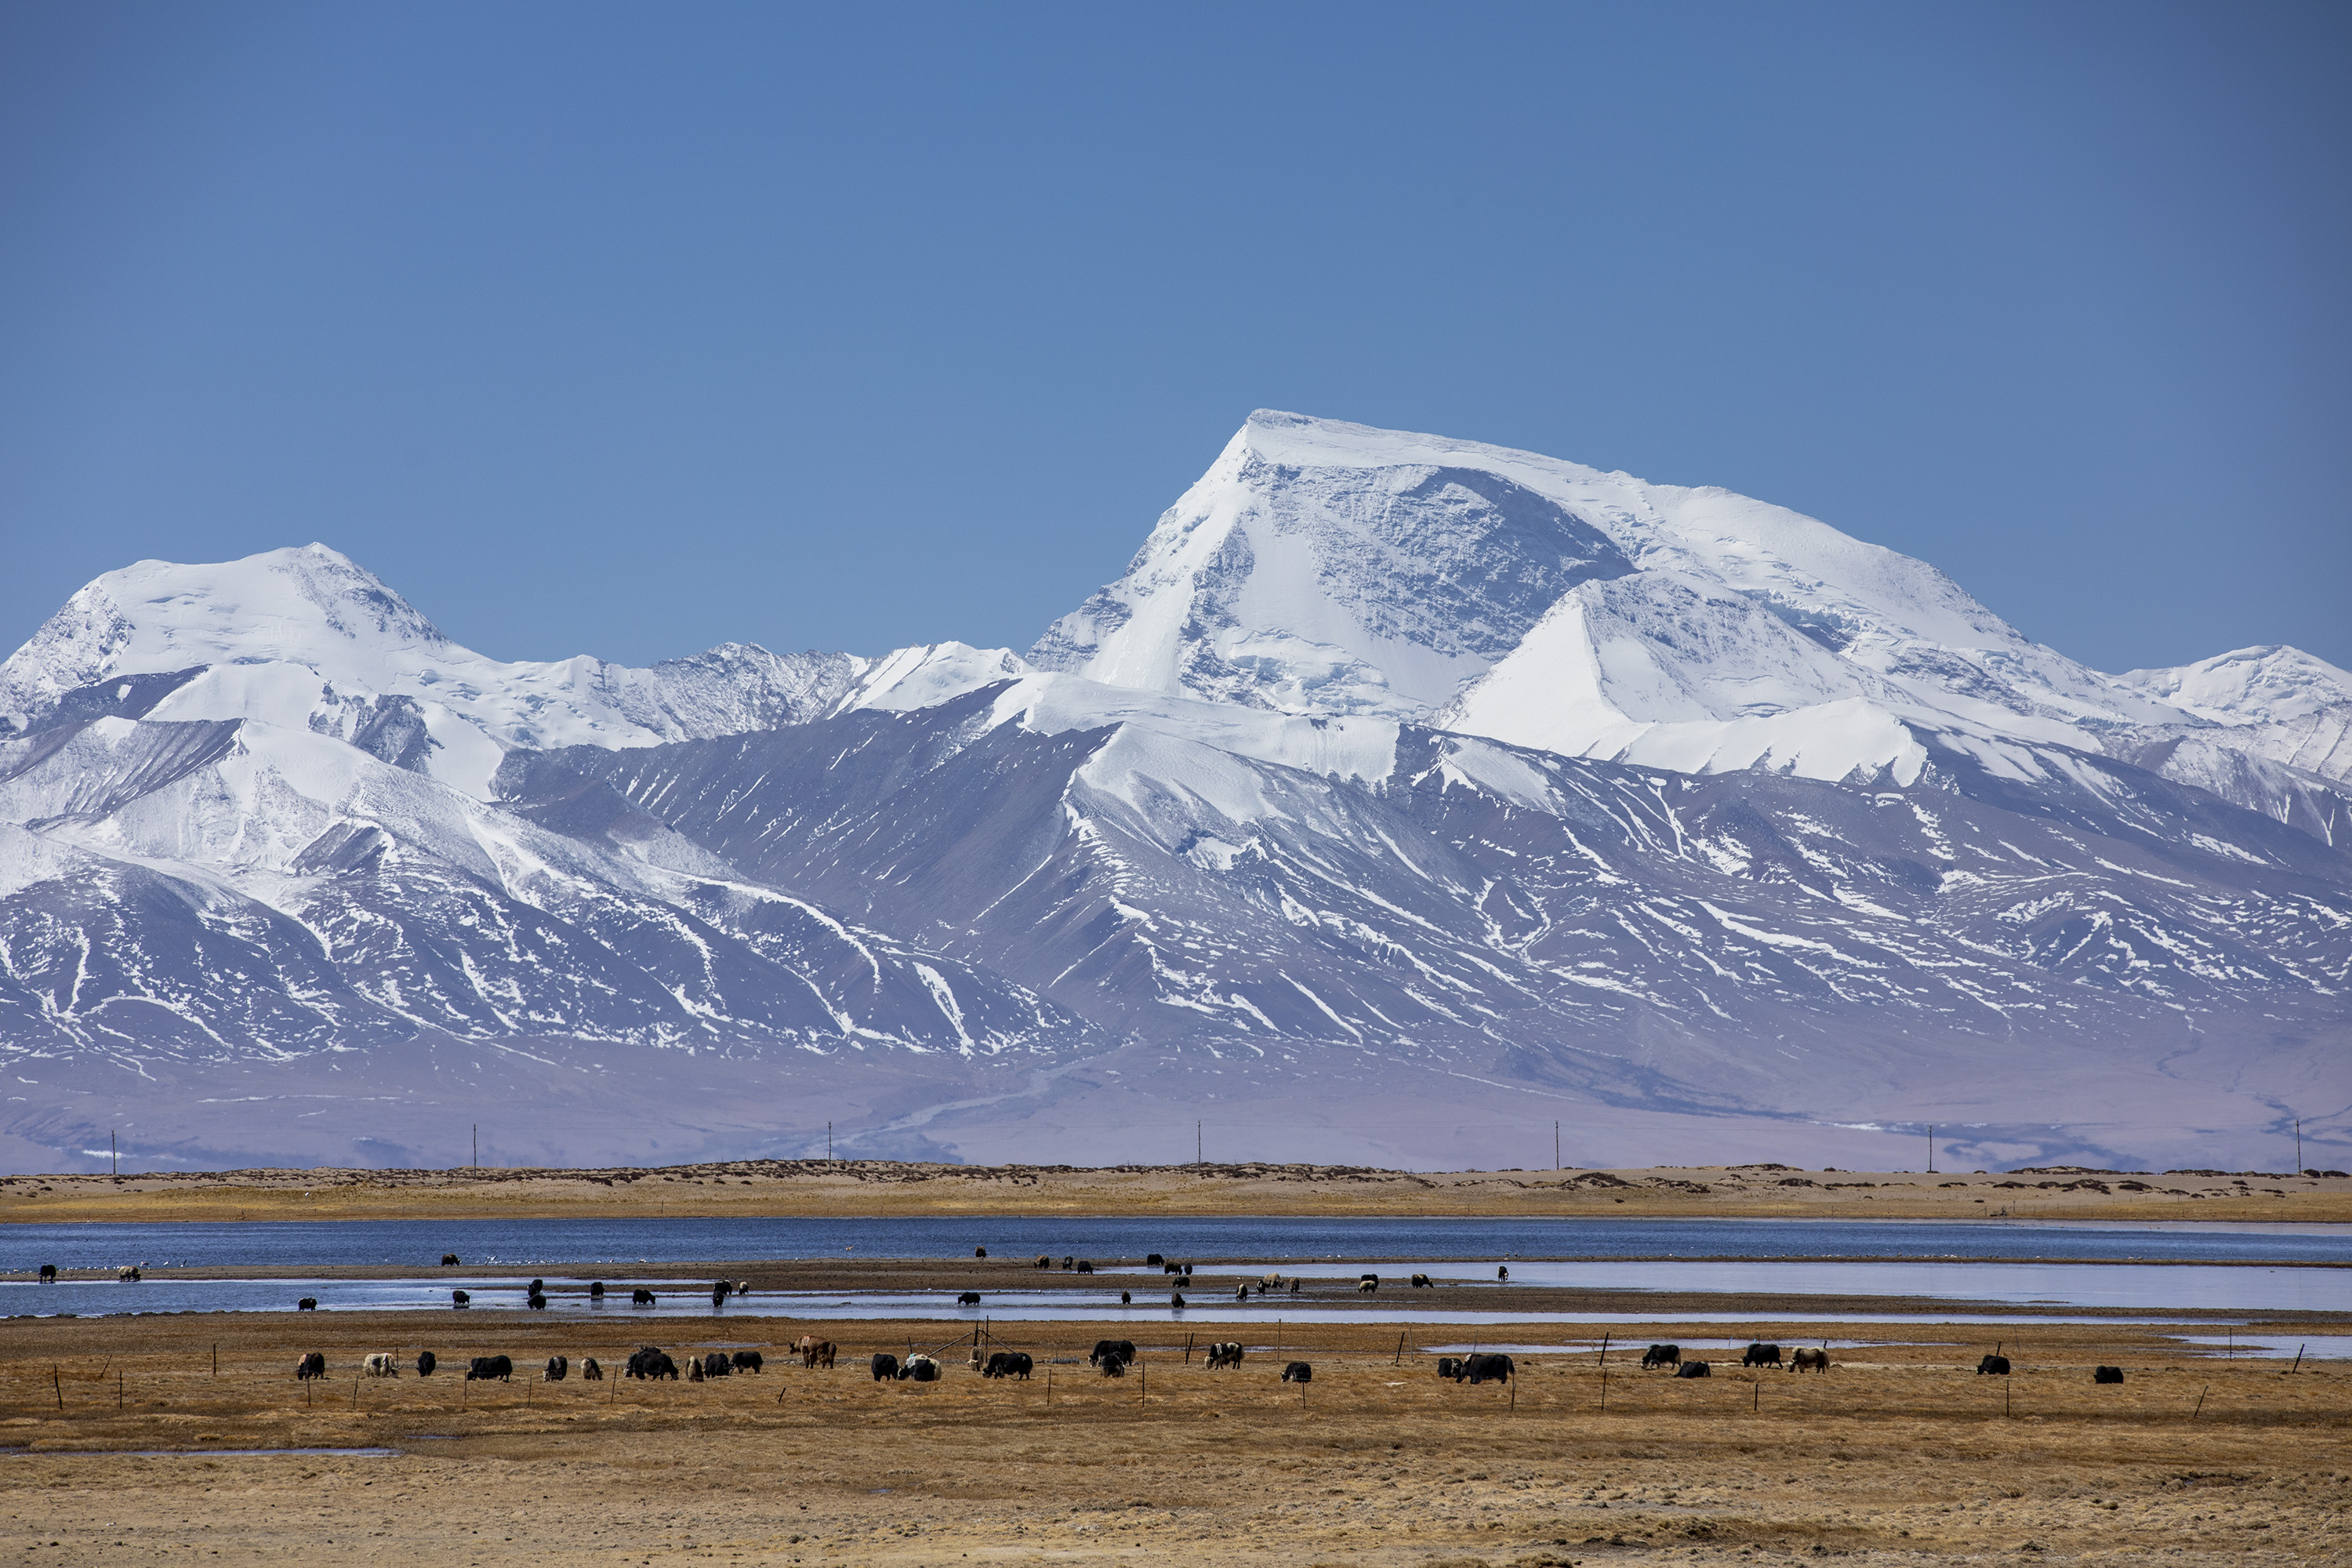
[47,1252,2131,1392]
[284,1338,2127,1389]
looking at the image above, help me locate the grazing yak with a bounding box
[1280,1361,1313,1383]
[529,1278,545,1295]
[1436,1357,1463,1381]
[1743,1343,1784,1368]
[1146,1253,1165,1267]
[982,1352,1035,1379]
[1162,1261,1185,1276]
[1089,1339,1136,1370]
[1976,1354,2011,1376]
[416,1351,437,1377]
[632,1288,657,1306]
[1170,1291,1186,1308]
[528,1294,548,1311]
[1062,1256,1076,1270]
[441,1254,459,1267]
[1791,1348,1831,1373]
[687,1356,704,1382]
[975,1247,987,1258]
[1357,1274,1379,1293]
[797,1336,836,1369]
[700,1352,732,1379]
[1410,1273,1432,1289]
[626,1347,677,1381]
[711,1282,732,1306]
[1675,1359,1712,1379]
[296,1298,318,1311]
[1035,1255,1052,1269]
[546,1356,569,1381]
[295,1353,328,1380]
[1120,1290,1131,1305]
[452,1290,470,1308]
[38,1265,56,1283]
[732,1351,764,1373]
[1497,1266,1508,1282]
[1464,1353,1514,1385]
[1641,1344,1680,1370]
[118,1265,142,1283]
[466,1355,514,1382]
[1233,1284,1249,1303]
[1205,1342,1244,1370]
[902,1356,941,1382]
[589,1281,605,1298]
[364,1354,399,1377]
[1076,1261,1094,1275]
[582,1358,603,1381]
[2094,1366,2125,1385]
[957,1291,982,1306]
[870,1353,901,1382]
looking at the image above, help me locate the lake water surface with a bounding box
[5,1215,2344,1321]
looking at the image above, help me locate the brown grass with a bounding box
[9,1159,2350,1224]
[2,1310,2345,1565]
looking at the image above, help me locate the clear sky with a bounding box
[2,2,2346,676]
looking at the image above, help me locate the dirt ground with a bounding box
[3,1310,2347,1566]
[8,1160,2350,1225]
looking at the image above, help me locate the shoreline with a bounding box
[9,1159,2350,1224]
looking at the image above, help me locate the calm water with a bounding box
[3,1216,2343,1320]
[7,1215,2348,1270]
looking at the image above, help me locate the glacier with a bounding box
[2,412,2346,1174]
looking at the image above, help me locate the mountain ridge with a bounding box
[2,415,2345,1173]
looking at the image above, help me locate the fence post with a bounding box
[52,1366,62,1410]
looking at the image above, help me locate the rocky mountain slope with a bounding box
[2,415,2344,1172]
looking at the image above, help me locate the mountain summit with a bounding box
[2,416,2346,1173]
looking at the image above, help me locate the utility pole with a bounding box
[111,1131,117,1176]
[472,1125,477,1169]
[2296,1117,2302,1173]
[1927,1125,1935,1175]
[1196,1121,1203,1165]
[1555,1121,1560,1171]
[827,1121,833,1162]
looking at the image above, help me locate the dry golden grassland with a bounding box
[7,1160,2350,1224]
[2,1312,2347,1566]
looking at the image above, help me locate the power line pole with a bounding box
[472,1125,477,1169]
[111,1131,117,1177]
[1927,1125,1935,1175]
[1554,1121,1560,1171]
[2295,1117,2301,1173]
[1196,1121,1202,1165]
[827,1121,833,1163]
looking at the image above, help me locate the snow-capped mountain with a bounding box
[0,544,866,797]
[2,416,2346,1173]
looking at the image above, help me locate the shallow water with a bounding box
[2171,1334,2352,1359]
[7,1215,2346,1320]
[9,1214,2347,1272]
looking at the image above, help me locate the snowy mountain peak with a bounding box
[1029,411,2199,784]
[2117,644,2352,727]
[0,545,869,797]
[0,543,446,724]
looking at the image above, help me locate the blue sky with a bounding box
[2,2,2345,673]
